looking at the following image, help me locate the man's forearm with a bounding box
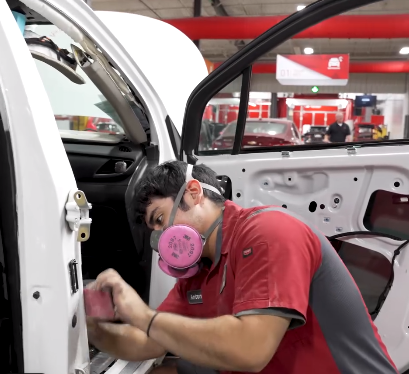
[141,311,280,372]
[88,321,166,361]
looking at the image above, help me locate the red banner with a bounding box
[276,54,350,86]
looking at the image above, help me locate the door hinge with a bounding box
[346,146,357,155]
[65,190,92,242]
[281,151,291,158]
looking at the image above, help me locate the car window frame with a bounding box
[179,0,407,162]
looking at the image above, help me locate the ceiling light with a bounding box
[297,5,306,11]
[304,47,314,55]
[400,47,409,55]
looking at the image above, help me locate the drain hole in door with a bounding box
[309,201,317,212]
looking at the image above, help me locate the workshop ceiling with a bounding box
[91,0,409,62]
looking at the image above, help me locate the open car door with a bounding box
[180,0,409,372]
[0,3,88,373]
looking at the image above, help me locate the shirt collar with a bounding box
[212,200,242,267]
[213,220,223,267]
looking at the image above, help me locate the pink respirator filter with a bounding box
[158,259,200,278]
[158,224,203,269]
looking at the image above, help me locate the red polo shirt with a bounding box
[157,201,397,374]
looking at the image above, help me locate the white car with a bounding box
[1,0,409,374]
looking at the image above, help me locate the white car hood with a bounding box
[95,11,209,135]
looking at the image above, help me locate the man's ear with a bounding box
[185,180,203,205]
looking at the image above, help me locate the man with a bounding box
[325,112,351,143]
[87,161,398,374]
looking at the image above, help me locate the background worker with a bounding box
[325,112,352,143]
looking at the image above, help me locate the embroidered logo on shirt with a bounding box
[242,247,253,258]
[187,289,203,304]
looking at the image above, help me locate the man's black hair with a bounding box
[134,160,225,223]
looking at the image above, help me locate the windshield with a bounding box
[223,121,287,136]
[30,25,124,139]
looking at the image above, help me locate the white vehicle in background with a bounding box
[0,0,408,373]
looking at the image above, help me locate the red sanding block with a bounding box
[84,289,115,321]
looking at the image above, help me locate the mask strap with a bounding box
[168,181,187,227]
[186,164,222,196]
[202,208,225,241]
[168,164,223,227]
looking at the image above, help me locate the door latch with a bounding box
[65,190,92,242]
[69,259,79,294]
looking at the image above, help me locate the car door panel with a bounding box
[0,3,89,373]
[180,0,409,372]
[64,142,144,182]
[186,146,409,372]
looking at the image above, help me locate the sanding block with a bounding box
[84,289,116,321]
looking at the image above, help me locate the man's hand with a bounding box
[87,316,101,346]
[84,274,166,361]
[147,312,290,372]
[93,269,154,329]
[85,316,166,361]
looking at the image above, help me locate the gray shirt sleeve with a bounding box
[235,307,306,330]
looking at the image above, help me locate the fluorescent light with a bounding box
[304,47,314,55]
[400,47,409,55]
[297,5,306,11]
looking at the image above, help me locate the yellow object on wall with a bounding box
[72,116,89,131]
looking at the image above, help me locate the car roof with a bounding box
[246,118,293,124]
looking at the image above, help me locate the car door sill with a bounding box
[103,357,158,374]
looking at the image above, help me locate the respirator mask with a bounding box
[150,164,224,279]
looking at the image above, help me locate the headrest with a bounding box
[24,30,85,85]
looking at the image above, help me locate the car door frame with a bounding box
[22,0,178,163]
[0,4,90,373]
